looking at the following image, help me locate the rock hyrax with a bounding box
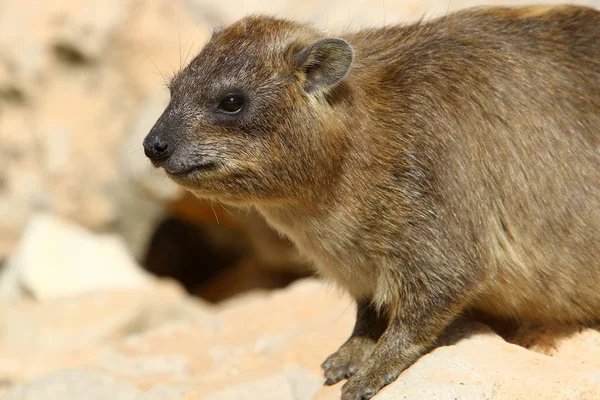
[144,5,600,399]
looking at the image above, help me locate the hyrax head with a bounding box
[143,16,354,204]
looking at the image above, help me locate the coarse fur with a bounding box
[144,5,600,399]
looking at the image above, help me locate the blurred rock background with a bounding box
[0,0,599,398]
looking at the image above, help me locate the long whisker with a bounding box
[183,22,201,67]
[178,32,182,70]
[210,202,220,224]
[144,54,170,87]
[220,204,235,216]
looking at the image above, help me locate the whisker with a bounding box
[165,57,176,78]
[210,202,220,224]
[220,204,235,216]
[144,54,169,87]
[183,22,201,67]
[184,41,195,68]
[178,32,182,70]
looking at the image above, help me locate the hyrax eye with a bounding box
[218,95,244,114]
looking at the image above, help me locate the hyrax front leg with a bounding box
[321,300,387,385]
[341,285,466,400]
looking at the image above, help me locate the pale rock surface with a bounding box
[1,369,179,400]
[0,279,211,386]
[316,326,600,400]
[0,213,153,300]
[1,279,599,399]
[53,0,126,61]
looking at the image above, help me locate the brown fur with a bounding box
[144,5,600,399]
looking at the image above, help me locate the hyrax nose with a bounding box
[143,134,172,162]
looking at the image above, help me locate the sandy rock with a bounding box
[0,279,349,398]
[1,368,184,400]
[0,213,153,300]
[203,369,322,400]
[111,0,212,97]
[3,370,167,400]
[0,104,41,258]
[0,279,211,384]
[312,323,600,400]
[53,0,126,61]
[2,278,599,399]
[339,329,600,400]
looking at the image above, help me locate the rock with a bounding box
[111,0,212,97]
[0,279,350,397]
[203,369,322,400]
[361,327,600,400]
[0,367,186,400]
[0,103,42,258]
[2,278,599,399]
[0,279,211,385]
[0,213,153,300]
[53,0,126,62]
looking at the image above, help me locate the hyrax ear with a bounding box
[294,38,353,94]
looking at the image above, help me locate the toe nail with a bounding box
[361,391,375,400]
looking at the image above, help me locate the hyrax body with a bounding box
[144,5,600,399]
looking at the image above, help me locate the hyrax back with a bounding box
[144,5,600,400]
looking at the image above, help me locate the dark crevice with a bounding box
[0,87,26,104]
[142,215,247,296]
[53,43,90,66]
[141,213,308,303]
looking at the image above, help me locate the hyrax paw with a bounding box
[341,367,400,400]
[321,339,374,385]
[321,354,360,385]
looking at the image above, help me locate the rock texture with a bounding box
[1,278,599,399]
[0,279,210,386]
[0,213,152,300]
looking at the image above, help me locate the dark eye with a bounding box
[218,94,244,114]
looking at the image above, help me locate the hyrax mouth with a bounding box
[164,161,219,178]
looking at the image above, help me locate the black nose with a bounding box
[143,135,172,162]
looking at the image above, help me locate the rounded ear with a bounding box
[294,38,354,94]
